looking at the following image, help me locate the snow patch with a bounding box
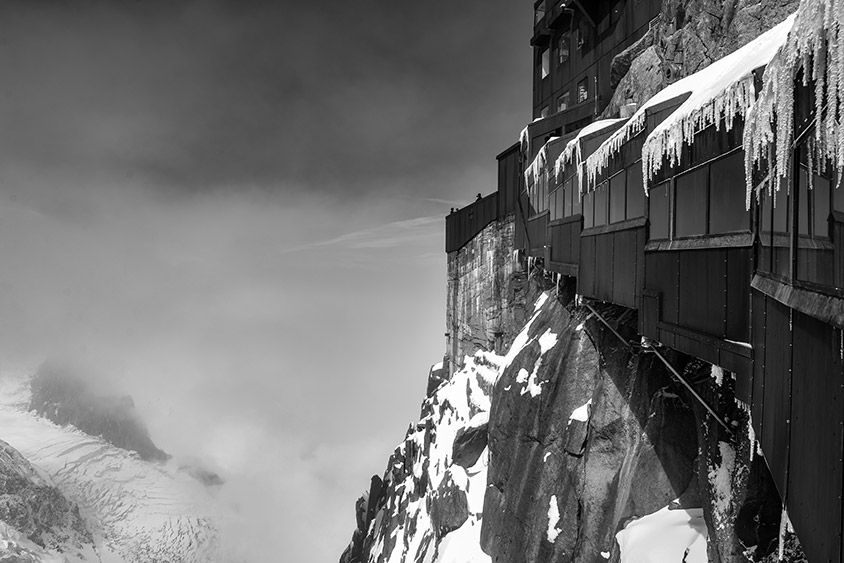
[546,495,561,543]
[711,365,725,386]
[708,441,737,532]
[615,506,708,563]
[569,399,592,424]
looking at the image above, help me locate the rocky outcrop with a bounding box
[604,0,801,118]
[29,362,168,462]
[0,439,93,559]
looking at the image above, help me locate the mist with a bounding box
[0,0,530,559]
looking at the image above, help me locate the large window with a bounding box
[594,181,609,226]
[609,172,626,224]
[534,2,546,25]
[558,91,570,113]
[541,48,550,79]
[649,149,750,241]
[577,78,588,103]
[626,162,645,218]
[675,167,708,238]
[558,33,570,65]
[649,182,670,240]
[709,151,748,233]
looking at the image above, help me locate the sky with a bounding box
[0,1,530,561]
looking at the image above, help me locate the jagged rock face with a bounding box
[29,362,168,462]
[605,0,801,117]
[446,216,527,369]
[0,439,93,560]
[481,297,700,563]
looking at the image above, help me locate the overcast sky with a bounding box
[0,1,530,561]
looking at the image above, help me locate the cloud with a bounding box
[283,215,441,254]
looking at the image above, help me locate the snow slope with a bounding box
[0,365,232,563]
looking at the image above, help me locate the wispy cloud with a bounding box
[283,215,442,254]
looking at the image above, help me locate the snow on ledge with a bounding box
[585,12,796,194]
[642,13,796,189]
[553,118,627,180]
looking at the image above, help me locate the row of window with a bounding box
[648,150,748,240]
[581,162,646,228]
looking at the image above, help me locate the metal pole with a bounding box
[649,346,734,435]
[581,300,632,350]
[580,298,732,435]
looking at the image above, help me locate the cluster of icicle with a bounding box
[744,0,843,208]
[642,76,757,194]
[524,138,559,188]
[553,118,627,193]
[583,112,649,193]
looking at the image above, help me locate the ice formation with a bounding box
[581,12,795,196]
[744,0,844,207]
[641,15,796,191]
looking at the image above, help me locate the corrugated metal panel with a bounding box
[788,311,844,563]
[761,297,792,497]
[526,213,549,257]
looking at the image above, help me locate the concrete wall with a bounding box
[445,215,527,372]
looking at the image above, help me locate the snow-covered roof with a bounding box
[584,12,797,193]
[643,13,796,188]
[553,118,627,181]
[744,0,842,206]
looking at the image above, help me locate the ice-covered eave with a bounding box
[524,136,561,187]
[585,11,796,195]
[744,0,843,207]
[642,13,796,192]
[552,118,627,182]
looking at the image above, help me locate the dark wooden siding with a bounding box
[548,215,582,274]
[497,143,522,217]
[642,247,753,378]
[578,225,645,309]
[445,193,498,253]
[788,311,843,563]
[750,291,844,562]
[526,212,550,257]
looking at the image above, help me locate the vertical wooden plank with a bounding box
[596,233,614,302]
[761,298,792,498]
[611,230,636,308]
[726,248,752,342]
[679,249,727,337]
[578,235,596,298]
[789,311,843,563]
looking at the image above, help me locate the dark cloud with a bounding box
[0,0,530,200]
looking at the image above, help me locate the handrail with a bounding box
[581,299,734,435]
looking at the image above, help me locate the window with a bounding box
[594,182,609,226]
[535,3,546,25]
[540,105,550,118]
[558,92,570,113]
[583,191,594,228]
[626,162,645,218]
[563,178,573,217]
[675,166,708,237]
[649,182,670,240]
[541,48,550,79]
[577,78,588,103]
[558,33,570,65]
[708,151,749,233]
[609,172,626,224]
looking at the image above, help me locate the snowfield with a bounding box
[0,365,232,563]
